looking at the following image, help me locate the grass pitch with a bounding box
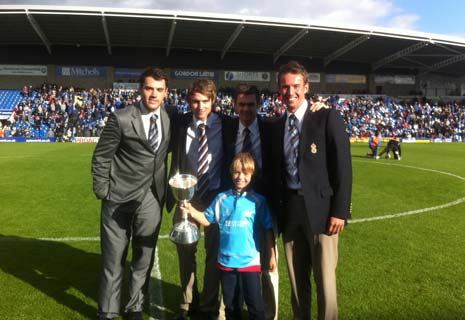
[0,142,464,319]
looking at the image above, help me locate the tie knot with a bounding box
[198,123,206,131]
[243,127,250,134]
[289,114,297,124]
[151,114,158,121]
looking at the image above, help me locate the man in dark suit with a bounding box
[270,61,352,320]
[92,67,171,320]
[223,84,278,320]
[167,79,229,320]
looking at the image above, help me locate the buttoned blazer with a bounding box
[166,111,230,212]
[270,108,352,234]
[92,101,171,205]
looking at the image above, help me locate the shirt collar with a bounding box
[193,112,218,128]
[286,99,308,122]
[238,117,259,135]
[140,101,161,117]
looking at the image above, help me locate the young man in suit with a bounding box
[270,61,352,320]
[92,67,171,320]
[167,79,229,320]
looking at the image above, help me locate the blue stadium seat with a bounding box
[0,89,23,118]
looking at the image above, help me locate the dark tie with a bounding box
[242,127,252,153]
[148,114,159,151]
[197,123,210,199]
[288,114,299,176]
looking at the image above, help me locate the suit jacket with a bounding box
[223,116,273,201]
[270,108,352,234]
[92,101,171,205]
[166,111,230,212]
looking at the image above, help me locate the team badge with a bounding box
[311,143,317,154]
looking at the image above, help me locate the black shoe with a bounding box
[172,310,189,320]
[126,311,143,320]
[97,316,116,320]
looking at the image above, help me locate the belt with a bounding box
[286,188,304,196]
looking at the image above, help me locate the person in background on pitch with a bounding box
[180,152,277,320]
[378,137,402,160]
[367,130,383,159]
[92,67,170,320]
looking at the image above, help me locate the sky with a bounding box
[1,0,465,39]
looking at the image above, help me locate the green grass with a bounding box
[1,142,465,319]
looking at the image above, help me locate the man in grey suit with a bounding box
[92,67,171,320]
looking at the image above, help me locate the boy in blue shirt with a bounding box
[181,152,277,320]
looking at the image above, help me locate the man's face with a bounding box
[279,73,309,113]
[233,94,259,127]
[190,92,213,121]
[140,76,167,112]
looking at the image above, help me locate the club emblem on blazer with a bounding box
[311,143,317,154]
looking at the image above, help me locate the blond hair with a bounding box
[230,152,256,176]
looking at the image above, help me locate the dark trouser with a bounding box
[98,190,161,318]
[174,208,221,314]
[221,270,265,320]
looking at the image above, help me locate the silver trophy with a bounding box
[169,173,201,244]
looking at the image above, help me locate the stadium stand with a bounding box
[0,83,464,142]
[0,90,24,119]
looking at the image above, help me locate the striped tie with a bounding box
[288,114,299,175]
[197,123,209,199]
[148,114,159,151]
[242,127,252,153]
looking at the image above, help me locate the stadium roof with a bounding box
[1,5,465,77]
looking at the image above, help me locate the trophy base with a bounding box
[169,220,201,244]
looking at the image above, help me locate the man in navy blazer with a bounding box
[92,67,171,320]
[269,61,352,320]
[166,79,230,320]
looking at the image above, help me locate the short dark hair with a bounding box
[233,83,260,104]
[278,61,308,86]
[138,67,168,88]
[188,79,217,103]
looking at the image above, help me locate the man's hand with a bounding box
[327,217,345,235]
[309,97,329,112]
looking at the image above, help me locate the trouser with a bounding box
[260,226,279,320]
[221,270,265,320]
[98,190,161,318]
[174,207,221,314]
[282,191,339,320]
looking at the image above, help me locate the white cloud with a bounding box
[387,14,420,30]
[0,0,419,31]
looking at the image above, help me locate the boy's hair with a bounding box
[188,79,217,103]
[233,83,260,104]
[278,60,308,86]
[138,67,168,88]
[230,152,256,176]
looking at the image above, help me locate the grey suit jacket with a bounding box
[92,102,171,205]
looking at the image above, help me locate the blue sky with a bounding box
[1,0,464,39]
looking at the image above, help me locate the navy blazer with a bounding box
[270,108,352,234]
[166,111,230,212]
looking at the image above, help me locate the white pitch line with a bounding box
[351,160,465,223]
[351,196,465,223]
[149,246,166,320]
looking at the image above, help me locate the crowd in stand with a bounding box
[0,83,464,141]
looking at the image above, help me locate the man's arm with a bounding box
[91,112,121,199]
[326,109,352,234]
[265,229,277,272]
